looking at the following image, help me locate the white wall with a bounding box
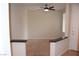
[28,10,63,39]
[11,42,26,56]
[11,4,28,39]
[69,4,79,50]
[11,4,63,39]
[65,4,71,36]
[0,3,11,56]
[50,43,55,56]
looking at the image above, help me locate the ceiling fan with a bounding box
[42,4,55,11]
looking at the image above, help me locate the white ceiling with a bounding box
[13,3,66,11]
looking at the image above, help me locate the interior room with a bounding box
[9,3,79,56]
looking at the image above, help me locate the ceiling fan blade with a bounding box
[49,6,54,9]
[49,8,55,10]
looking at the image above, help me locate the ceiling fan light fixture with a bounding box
[44,8,49,11]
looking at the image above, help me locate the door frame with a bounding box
[9,3,13,56]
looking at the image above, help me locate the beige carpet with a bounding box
[26,39,50,56]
